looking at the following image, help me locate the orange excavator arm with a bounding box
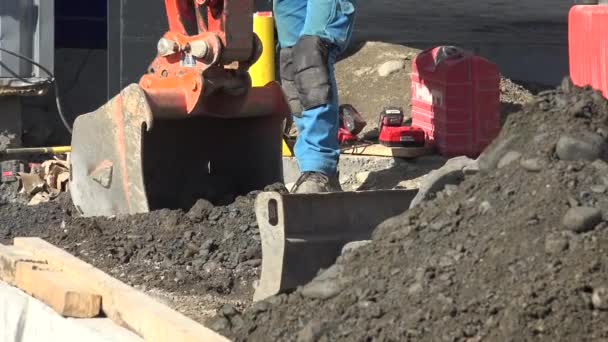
[139,0,261,116]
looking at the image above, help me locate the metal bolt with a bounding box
[157,38,178,57]
[189,40,210,59]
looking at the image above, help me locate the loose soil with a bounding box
[0,183,287,321]
[215,80,608,341]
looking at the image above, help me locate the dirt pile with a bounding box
[215,79,608,341]
[0,184,287,299]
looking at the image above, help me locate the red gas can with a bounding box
[411,46,500,158]
[569,4,608,98]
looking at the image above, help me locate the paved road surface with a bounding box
[352,0,572,84]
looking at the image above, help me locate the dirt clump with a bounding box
[215,79,608,341]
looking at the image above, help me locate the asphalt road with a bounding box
[352,0,573,84]
[355,0,569,45]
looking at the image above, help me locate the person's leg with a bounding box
[290,0,356,192]
[273,0,306,116]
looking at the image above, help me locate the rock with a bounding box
[556,133,607,161]
[250,300,270,314]
[591,185,607,194]
[355,171,371,184]
[544,234,569,254]
[354,67,372,77]
[592,159,608,172]
[378,60,405,77]
[297,321,324,342]
[187,198,214,222]
[208,208,222,221]
[221,304,239,317]
[592,287,608,310]
[243,258,262,267]
[561,76,574,94]
[444,184,459,196]
[183,230,194,241]
[562,207,603,233]
[497,151,522,169]
[463,163,480,175]
[479,201,492,214]
[207,316,231,331]
[201,238,216,251]
[410,156,477,209]
[301,279,344,300]
[478,134,520,173]
[341,240,371,255]
[520,158,544,172]
[408,282,423,296]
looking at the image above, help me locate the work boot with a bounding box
[291,171,342,194]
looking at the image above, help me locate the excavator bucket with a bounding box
[253,189,418,301]
[70,82,289,217]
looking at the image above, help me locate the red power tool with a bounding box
[338,104,366,145]
[378,107,426,147]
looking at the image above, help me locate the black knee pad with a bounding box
[279,47,303,116]
[293,35,332,110]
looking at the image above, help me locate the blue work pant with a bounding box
[274,0,356,176]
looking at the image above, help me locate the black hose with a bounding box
[0,47,73,134]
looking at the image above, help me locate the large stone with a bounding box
[186,198,214,222]
[341,240,372,255]
[520,158,544,172]
[497,151,522,169]
[410,156,477,209]
[301,279,344,300]
[562,206,603,233]
[378,60,405,77]
[478,135,520,173]
[556,133,607,161]
[301,265,346,300]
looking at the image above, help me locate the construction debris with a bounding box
[17,158,69,205]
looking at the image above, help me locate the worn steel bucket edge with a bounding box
[253,189,418,301]
[70,82,289,217]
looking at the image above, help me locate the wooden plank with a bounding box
[15,261,102,318]
[341,143,433,158]
[0,243,46,285]
[13,238,230,342]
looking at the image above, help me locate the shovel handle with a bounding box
[1,146,71,155]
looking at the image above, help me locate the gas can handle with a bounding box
[431,46,466,65]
